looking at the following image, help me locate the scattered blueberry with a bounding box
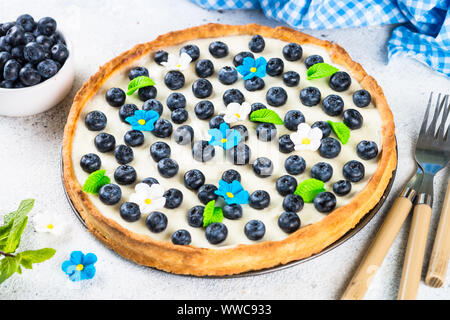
[171,108,188,124]
[192,140,215,162]
[94,133,116,152]
[333,180,352,196]
[124,130,144,147]
[227,144,251,165]
[152,118,173,138]
[250,102,266,114]
[157,158,179,178]
[180,44,200,61]
[233,51,254,67]
[145,211,168,233]
[353,89,371,108]
[244,77,265,91]
[154,50,168,65]
[98,184,122,205]
[313,192,336,213]
[164,188,183,209]
[142,177,159,187]
[282,194,304,213]
[105,88,126,107]
[195,59,214,78]
[278,134,295,153]
[266,87,287,106]
[184,169,205,190]
[300,87,321,106]
[249,35,265,53]
[343,109,363,129]
[128,66,149,80]
[194,100,214,120]
[171,230,191,245]
[173,125,194,145]
[142,99,163,115]
[166,92,186,111]
[276,175,298,196]
[343,160,365,182]
[256,123,277,141]
[319,137,341,159]
[119,202,141,222]
[329,71,351,92]
[197,184,218,204]
[223,204,242,220]
[187,206,204,228]
[285,155,306,175]
[305,55,324,68]
[150,141,171,162]
[114,145,134,165]
[282,71,300,87]
[311,162,333,182]
[192,78,213,98]
[114,165,137,185]
[222,169,241,183]
[245,220,266,241]
[164,70,185,90]
[205,223,228,244]
[118,104,138,122]
[231,124,248,141]
[223,88,245,105]
[266,58,284,76]
[322,94,344,116]
[209,115,226,130]
[209,41,228,58]
[85,111,107,131]
[218,66,238,85]
[311,121,331,138]
[138,86,157,101]
[249,190,270,209]
[284,110,305,131]
[253,157,273,177]
[356,140,378,160]
[278,212,301,233]
[282,43,302,61]
[80,153,101,173]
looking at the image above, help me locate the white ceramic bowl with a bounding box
[0,35,75,117]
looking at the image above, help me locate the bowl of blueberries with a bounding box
[0,14,74,117]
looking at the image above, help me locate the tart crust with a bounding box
[62,23,397,276]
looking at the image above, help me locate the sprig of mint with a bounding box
[0,199,56,284]
[202,200,223,228]
[327,120,350,144]
[306,62,339,80]
[294,179,326,203]
[82,170,110,195]
[127,76,155,96]
[250,109,284,125]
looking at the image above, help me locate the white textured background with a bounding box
[1,0,449,300]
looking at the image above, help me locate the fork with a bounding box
[397,93,450,300]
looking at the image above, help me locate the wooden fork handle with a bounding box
[426,179,450,288]
[341,196,413,300]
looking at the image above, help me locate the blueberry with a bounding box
[209,41,229,58]
[282,43,302,61]
[313,192,336,213]
[195,59,214,78]
[244,77,265,91]
[36,59,58,79]
[305,55,324,68]
[252,157,273,177]
[276,175,298,196]
[284,110,305,131]
[205,223,228,244]
[197,184,218,204]
[16,14,36,32]
[266,58,284,76]
[250,102,266,114]
[227,144,251,165]
[249,190,270,209]
[333,180,352,196]
[124,130,144,147]
[152,118,173,138]
[192,140,215,162]
[284,155,306,175]
[322,94,344,116]
[266,87,287,106]
[157,158,179,178]
[231,124,248,141]
[192,78,212,98]
[142,99,163,115]
[223,204,242,220]
[343,160,365,182]
[145,211,168,233]
[353,89,371,108]
[218,66,238,85]
[187,206,204,227]
[141,177,159,187]
[180,44,200,61]
[105,88,126,107]
[128,66,149,80]
[119,202,141,222]
[153,50,168,65]
[11,46,25,64]
[6,25,25,46]
[80,153,101,173]
[356,140,378,160]
[0,51,12,71]
[249,35,265,53]
[166,92,186,111]
[0,22,16,35]
[300,87,321,106]
[244,220,266,241]
[282,71,300,87]
[98,184,122,205]
[23,42,45,63]
[164,70,185,90]
[37,17,57,36]
[94,133,116,152]
[119,104,138,122]
[171,230,191,245]
[51,43,69,64]
[209,115,225,129]
[0,36,12,52]
[174,125,194,145]
[85,110,107,131]
[184,169,205,190]
[3,59,21,81]
[222,169,241,183]
[23,32,35,44]
[194,100,214,120]
[343,109,363,129]
[233,51,254,67]
[138,86,157,101]
[0,80,14,88]
[329,71,351,92]
[223,88,245,105]
[150,141,171,162]
[278,134,295,153]
[319,137,341,159]
[282,194,304,213]
[114,165,137,185]
[278,212,301,233]
[19,64,41,86]
[256,123,277,141]
[36,35,54,51]
[311,121,331,138]
[164,188,183,209]
[49,32,65,45]
[311,162,333,182]
[171,108,188,124]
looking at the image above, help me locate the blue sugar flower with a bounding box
[215,179,249,205]
[62,251,97,282]
[125,109,159,131]
[208,122,242,150]
[236,56,267,80]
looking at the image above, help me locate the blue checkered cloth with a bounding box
[191,0,450,77]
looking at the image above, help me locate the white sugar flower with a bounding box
[290,122,323,151]
[33,213,67,235]
[223,102,252,123]
[161,52,192,71]
[129,183,166,214]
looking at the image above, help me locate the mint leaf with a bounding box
[0,256,20,284]
[82,170,110,195]
[3,199,35,225]
[3,217,28,254]
[327,120,350,144]
[294,179,326,203]
[250,109,284,125]
[127,76,155,96]
[306,63,339,80]
[18,248,56,270]
[202,200,223,228]
[0,221,13,249]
